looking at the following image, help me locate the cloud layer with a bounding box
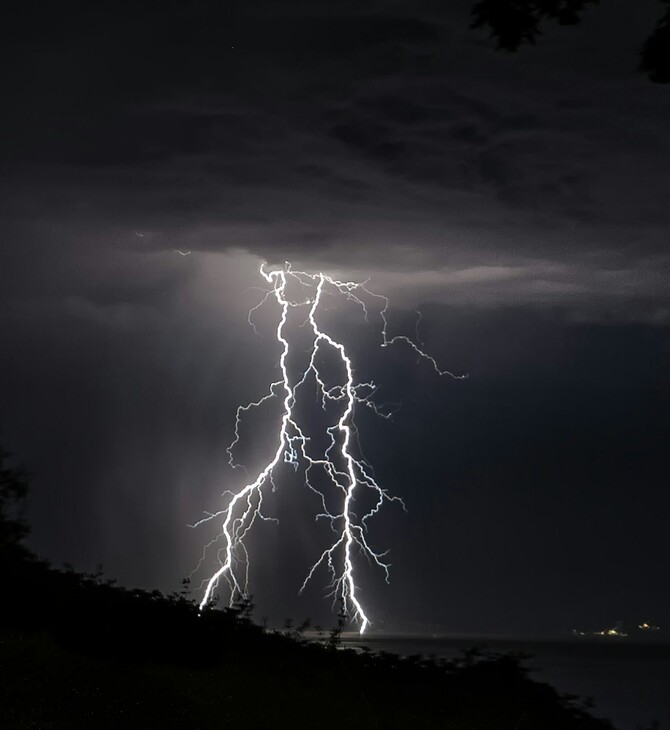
[2,0,669,318]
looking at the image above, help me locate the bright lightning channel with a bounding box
[193,262,464,633]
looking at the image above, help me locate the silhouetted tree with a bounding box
[471,0,670,83]
[327,608,347,649]
[0,447,31,559]
[640,2,670,82]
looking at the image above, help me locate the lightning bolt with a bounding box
[193,262,465,633]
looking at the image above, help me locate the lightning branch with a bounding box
[192,263,464,633]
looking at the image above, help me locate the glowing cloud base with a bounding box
[193,263,462,633]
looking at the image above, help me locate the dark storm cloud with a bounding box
[3,0,669,321]
[1,0,669,636]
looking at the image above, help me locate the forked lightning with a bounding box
[193,263,463,633]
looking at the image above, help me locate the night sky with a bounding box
[1,0,669,636]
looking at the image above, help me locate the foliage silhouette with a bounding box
[0,448,31,559]
[640,2,670,83]
[471,0,670,83]
[471,0,599,51]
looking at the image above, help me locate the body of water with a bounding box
[340,634,670,730]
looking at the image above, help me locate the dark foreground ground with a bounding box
[0,554,621,730]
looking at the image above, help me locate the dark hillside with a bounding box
[0,450,615,729]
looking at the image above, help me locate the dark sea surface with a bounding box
[339,634,670,730]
